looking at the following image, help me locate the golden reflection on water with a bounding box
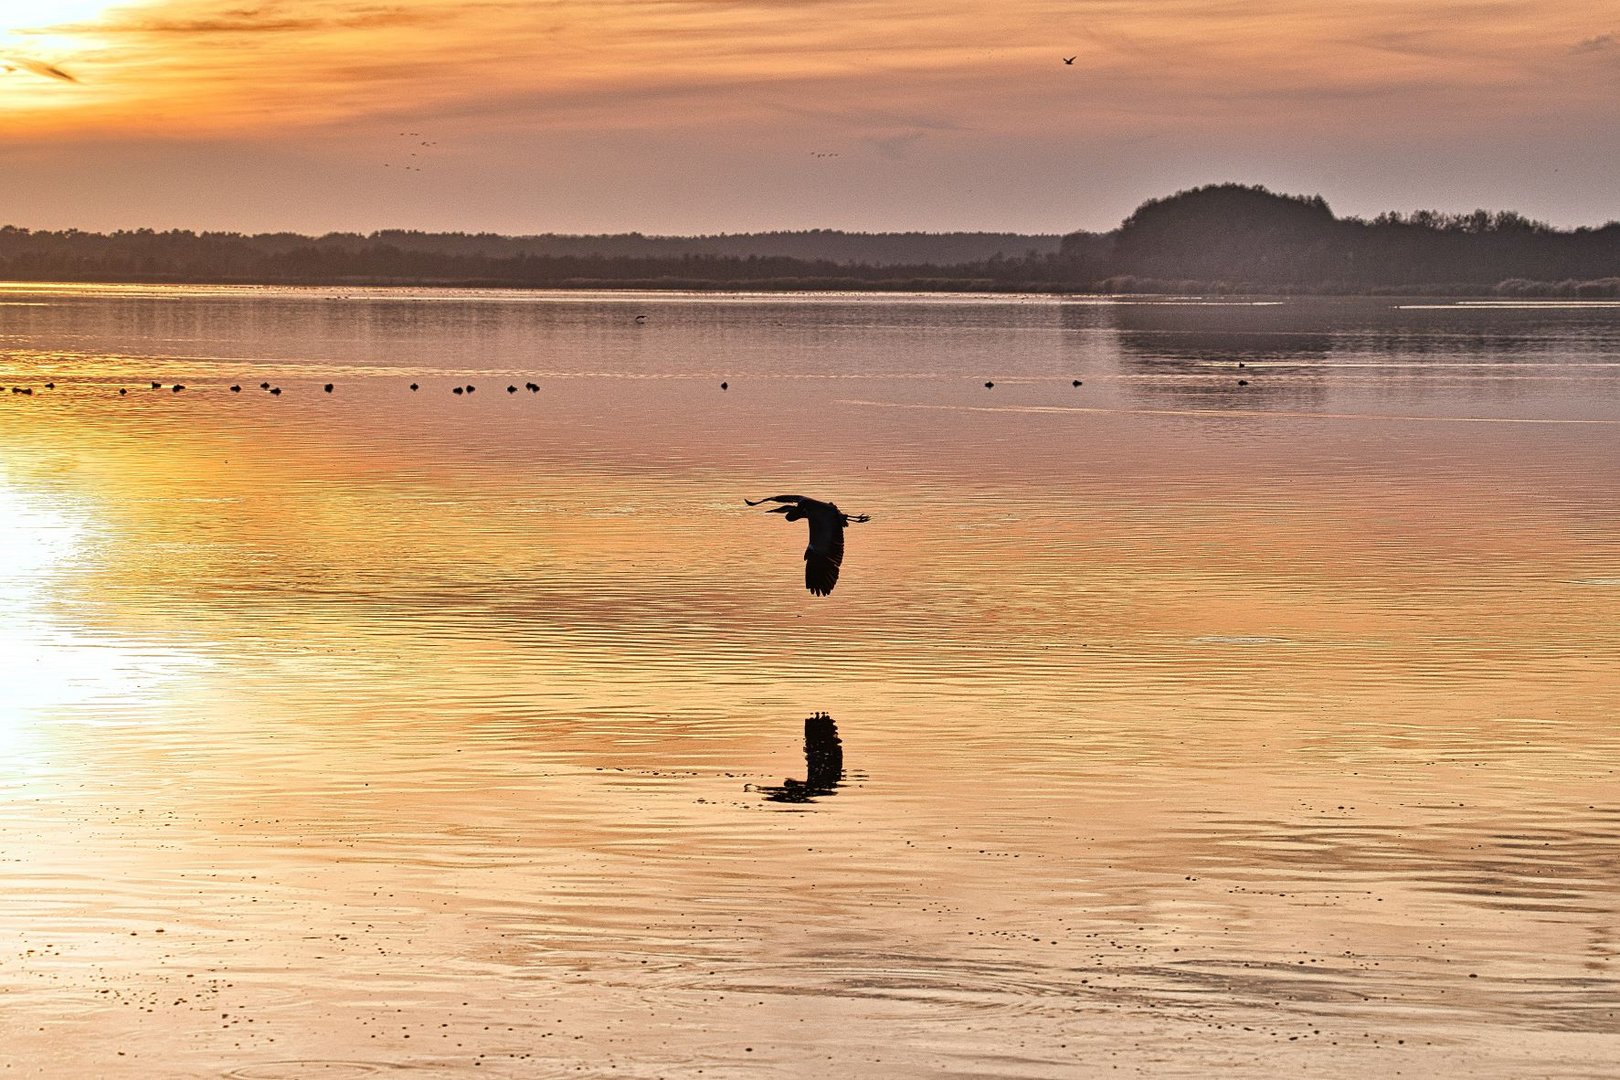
[1,287,1618,1078]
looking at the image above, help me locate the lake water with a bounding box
[2,285,1617,1078]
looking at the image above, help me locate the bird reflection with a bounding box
[760,712,844,803]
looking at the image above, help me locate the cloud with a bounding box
[1569,33,1615,53]
[74,3,435,35]
[10,0,1618,150]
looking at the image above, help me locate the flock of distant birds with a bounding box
[5,376,877,594]
[3,360,1274,595]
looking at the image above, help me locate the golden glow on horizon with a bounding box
[0,1,123,34]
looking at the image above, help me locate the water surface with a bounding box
[2,286,1618,1077]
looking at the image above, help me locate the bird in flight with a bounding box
[1062,56,1076,65]
[746,495,870,596]
[3,57,77,82]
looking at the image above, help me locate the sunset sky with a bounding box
[0,1,1615,235]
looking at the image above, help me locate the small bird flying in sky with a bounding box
[1062,56,1076,65]
[747,495,870,596]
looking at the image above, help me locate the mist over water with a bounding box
[2,286,1618,1078]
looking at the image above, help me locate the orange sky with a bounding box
[0,1,1616,233]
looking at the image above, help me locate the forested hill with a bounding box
[1060,185,1620,293]
[2,185,1618,293]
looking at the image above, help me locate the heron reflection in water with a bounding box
[759,712,844,803]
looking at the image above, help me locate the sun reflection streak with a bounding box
[0,479,209,753]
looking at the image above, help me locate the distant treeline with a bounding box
[0,225,1058,287]
[3,184,1619,293]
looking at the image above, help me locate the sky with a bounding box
[0,0,1616,235]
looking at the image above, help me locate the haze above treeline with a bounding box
[3,184,1618,295]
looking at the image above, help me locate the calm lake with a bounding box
[2,285,1617,1078]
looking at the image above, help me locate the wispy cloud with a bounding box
[7,0,1608,139]
[83,3,436,35]
[1569,33,1615,54]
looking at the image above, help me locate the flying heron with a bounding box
[746,495,870,596]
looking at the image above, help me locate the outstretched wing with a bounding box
[745,495,805,506]
[804,550,840,596]
[803,513,845,596]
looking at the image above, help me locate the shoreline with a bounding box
[2,274,1616,298]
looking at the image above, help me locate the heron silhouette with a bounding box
[759,713,845,803]
[746,495,869,596]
